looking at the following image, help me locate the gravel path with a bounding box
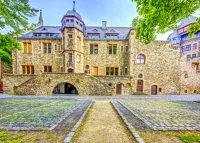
[71,101,136,143]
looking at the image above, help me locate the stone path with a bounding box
[71,101,136,143]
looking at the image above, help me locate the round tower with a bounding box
[61,1,85,73]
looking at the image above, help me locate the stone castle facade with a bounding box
[3,3,200,96]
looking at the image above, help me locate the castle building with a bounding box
[3,2,200,96]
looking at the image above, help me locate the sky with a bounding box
[3,0,200,40]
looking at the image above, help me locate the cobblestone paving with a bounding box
[120,100,200,131]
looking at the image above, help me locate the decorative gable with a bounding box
[93,29,98,32]
[42,28,47,31]
[110,29,115,32]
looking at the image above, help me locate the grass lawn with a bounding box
[0,130,68,143]
[137,130,200,143]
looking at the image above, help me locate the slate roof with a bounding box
[19,26,133,40]
[65,9,82,21]
[19,26,62,39]
[177,16,197,29]
[85,26,132,40]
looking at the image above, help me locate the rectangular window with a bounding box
[180,47,185,53]
[199,41,200,51]
[121,46,124,52]
[43,43,52,53]
[108,44,117,55]
[186,55,191,59]
[186,45,191,51]
[125,68,128,74]
[23,43,32,53]
[22,65,34,74]
[71,19,74,22]
[90,44,98,54]
[77,54,81,63]
[68,53,72,62]
[68,34,73,39]
[192,43,197,50]
[44,66,52,72]
[106,67,119,76]
[192,54,196,58]
[125,46,128,52]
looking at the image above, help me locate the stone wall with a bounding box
[84,40,129,75]
[179,56,200,94]
[63,28,84,73]
[13,39,63,74]
[4,73,114,96]
[95,76,134,95]
[3,74,35,94]
[0,59,12,80]
[129,30,182,95]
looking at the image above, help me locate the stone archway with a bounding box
[53,82,78,95]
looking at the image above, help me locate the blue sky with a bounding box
[3,0,200,40]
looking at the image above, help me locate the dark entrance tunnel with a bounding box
[53,83,78,95]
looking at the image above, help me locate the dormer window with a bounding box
[42,28,47,31]
[88,33,100,39]
[93,29,98,32]
[106,34,118,39]
[110,29,115,32]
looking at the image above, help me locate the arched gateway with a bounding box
[53,82,78,95]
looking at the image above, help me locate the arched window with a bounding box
[137,54,145,64]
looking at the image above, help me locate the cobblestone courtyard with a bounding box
[0,94,200,143]
[120,100,200,131]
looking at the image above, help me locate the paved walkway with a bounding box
[71,101,136,143]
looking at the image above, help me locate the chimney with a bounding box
[102,21,107,30]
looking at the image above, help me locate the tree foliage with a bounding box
[0,0,38,65]
[188,17,200,38]
[132,0,200,44]
[0,34,20,66]
[0,0,38,34]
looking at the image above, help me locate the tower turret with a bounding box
[61,1,85,74]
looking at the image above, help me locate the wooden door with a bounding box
[93,67,98,76]
[137,80,143,92]
[116,84,122,94]
[151,85,157,95]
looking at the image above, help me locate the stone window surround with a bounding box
[108,44,117,55]
[136,54,145,64]
[23,42,32,54]
[106,67,119,76]
[77,54,81,63]
[44,65,52,73]
[186,45,191,51]
[43,43,52,54]
[90,44,98,54]
[21,65,34,75]
[68,34,73,39]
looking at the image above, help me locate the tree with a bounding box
[0,0,38,65]
[132,0,200,44]
[0,34,20,66]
